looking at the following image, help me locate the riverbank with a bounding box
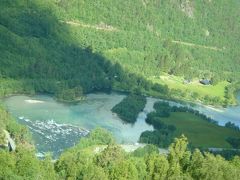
[0,76,239,108]
[2,90,240,128]
[54,96,86,104]
[4,92,240,153]
[148,74,240,107]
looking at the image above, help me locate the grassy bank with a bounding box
[161,112,240,148]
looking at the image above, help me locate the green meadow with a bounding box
[148,74,235,105]
[160,112,240,148]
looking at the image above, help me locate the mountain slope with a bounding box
[0,0,240,104]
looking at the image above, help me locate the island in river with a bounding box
[3,92,240,157]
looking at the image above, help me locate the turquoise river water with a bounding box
[3,92,240,157]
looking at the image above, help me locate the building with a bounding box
[199,79,211,85]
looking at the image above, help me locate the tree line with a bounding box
[1,128,240,179]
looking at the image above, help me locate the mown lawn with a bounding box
[160,112,240,148]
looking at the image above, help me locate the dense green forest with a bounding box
[1,1,240,179]
[1,127,240,180]
[0,0,169,102]
[0,0,240,104]
[111,94,146,123]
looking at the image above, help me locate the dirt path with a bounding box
[172,40,223,51]
[61,20,223,51]
[61,20,119,32]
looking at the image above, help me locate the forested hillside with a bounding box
[59,0,240,77]
[0,0,240,104]
[0,1,152,101]
[1,1,240,179]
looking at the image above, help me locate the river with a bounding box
[3,92,240,157]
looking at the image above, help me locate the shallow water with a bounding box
[3,92,240,157]
[3,93,154,157]
[173,93,240,126]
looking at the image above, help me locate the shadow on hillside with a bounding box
[0,0,162,95]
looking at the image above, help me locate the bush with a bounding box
[225,122,240,131]
[226,137,240,149]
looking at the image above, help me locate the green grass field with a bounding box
[148,74,236,105]
[160,112,240,148]
[149,74,228,98]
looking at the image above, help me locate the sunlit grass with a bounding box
[148,73,229,101]
[161,112,240,148]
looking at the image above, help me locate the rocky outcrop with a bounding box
[180,0,194,18]
[0,130,16,151]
